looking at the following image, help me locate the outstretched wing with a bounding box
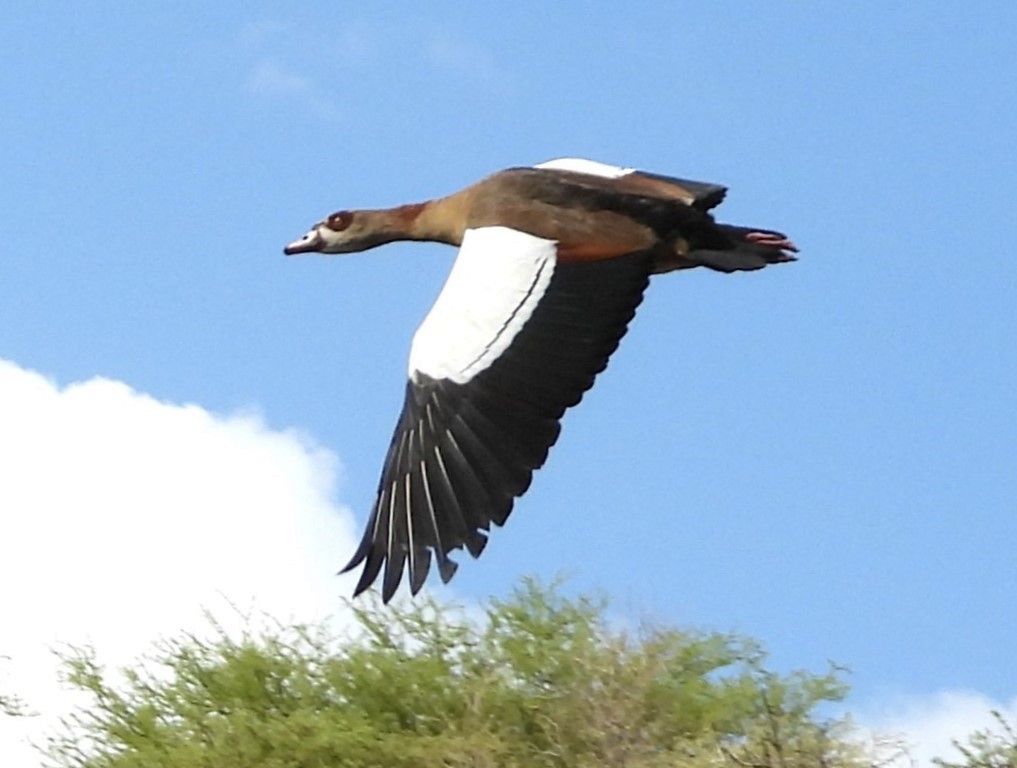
[342,225,652,601]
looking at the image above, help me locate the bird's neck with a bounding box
[359,193,470,248]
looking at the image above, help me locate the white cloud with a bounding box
[857,689,1017,768]
[248,58,314,96]
[0,358,359,767]
[424,29,505,90]
[237,19,508,118]
[238,20,373,121]
[246,58,343,120]
[238,19,379,63]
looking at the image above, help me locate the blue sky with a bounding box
[3,3,1016,764]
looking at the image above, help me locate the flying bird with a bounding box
[284,158,797,602]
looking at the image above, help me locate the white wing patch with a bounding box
[409,226,557,384]
[535,157,635,178]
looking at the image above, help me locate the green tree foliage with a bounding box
[935,711,1017,768]
[45,579,881,768]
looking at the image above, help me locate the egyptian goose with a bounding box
[285,158,796,602]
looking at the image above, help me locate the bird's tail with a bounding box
[685,225,798,273]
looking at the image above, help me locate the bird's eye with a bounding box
[326,211,353,231]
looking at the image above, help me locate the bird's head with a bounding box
[284,210,387,255]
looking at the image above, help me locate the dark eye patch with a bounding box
[326,211,354,231]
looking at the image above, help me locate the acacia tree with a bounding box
[45,579,886,768]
